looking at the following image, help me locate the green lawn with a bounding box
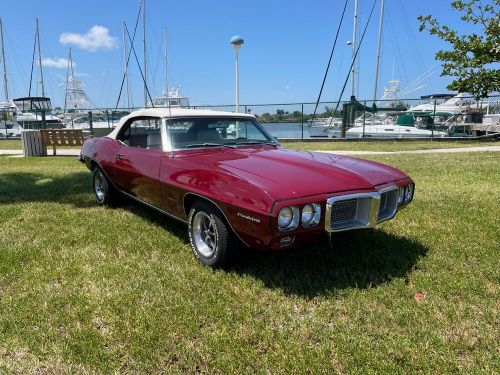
[0,139,22,150]
[0,153,498,373]
[1,138,498,152]
[282,139,499,152]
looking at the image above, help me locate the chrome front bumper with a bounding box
[324,186,399,233]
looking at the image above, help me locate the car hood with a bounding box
[184,146,409,200]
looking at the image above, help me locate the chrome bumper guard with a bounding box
[325,186,399,233]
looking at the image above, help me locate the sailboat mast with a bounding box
[142,0,148,107]
[373,0,385,101]
[163,26,168,96]
[35,18,45,97]
[0,18,8,101]
[122,20,131,109]
[351,0,359,97]
[64,47,71,112]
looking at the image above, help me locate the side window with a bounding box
[118,117,162,150]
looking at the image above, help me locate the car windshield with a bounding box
[167,117,277,150]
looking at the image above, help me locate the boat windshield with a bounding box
[153,97,190,107]
[167,117,277,150]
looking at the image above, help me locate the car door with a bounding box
[113,116,166,209]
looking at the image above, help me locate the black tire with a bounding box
[188,201,233,268]
[92,167,117,206]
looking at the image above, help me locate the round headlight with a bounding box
[398,186,405,205]
[278,207,293,229]
[301,204,315,225]
[404,183,414,203]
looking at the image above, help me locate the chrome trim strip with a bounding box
[182,192,251,248]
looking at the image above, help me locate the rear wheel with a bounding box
[188,201,232,268]
[93,167,117,206]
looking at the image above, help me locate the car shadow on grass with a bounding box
[0,172,427,297]
[228,230,428,297]
[110,199,428,298]
[0,172,94,207]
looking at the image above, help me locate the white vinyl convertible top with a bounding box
[107,107,255,139]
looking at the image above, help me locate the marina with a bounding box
[0,1,499,374]
[0,0,498,141]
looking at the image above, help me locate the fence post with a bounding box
[362,101,367,139]
[432,99,436,141]
[301,103,304,140]
[88,111,94,137]
[341,102,348,138]
[41,110,47,129]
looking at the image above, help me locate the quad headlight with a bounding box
[278,206,299,231]
[278,204,321,231]
[404,183,414,203]
[398,183,415,206]
[301,203,321,227]
[398,186,405,205]
[278,207,293,228]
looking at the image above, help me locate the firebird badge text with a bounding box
[237,213,261,223]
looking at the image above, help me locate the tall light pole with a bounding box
[350,0,359,98]
[230,35,244,113]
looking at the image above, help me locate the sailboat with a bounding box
[11,19,63,131]
[59,47,112,131]
[0,18,20,138]
[150,26,190,108]
[336,1,447,138]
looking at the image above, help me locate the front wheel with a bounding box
[93,167,117,206]
[188,201,232,268]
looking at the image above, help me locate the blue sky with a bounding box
[0,0,487,108]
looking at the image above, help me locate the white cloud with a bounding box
[40,58,75,69]
[75,72,90,78]
[60,26,118,52]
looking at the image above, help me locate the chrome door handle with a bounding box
[115,153,124,160]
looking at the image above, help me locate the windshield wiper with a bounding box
[234,140,277,146]
[185,143,233,148]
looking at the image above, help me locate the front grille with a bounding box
[326,188,398,232]
[378,188,398,222]
[332,199,358,224]
[379,192,387,213]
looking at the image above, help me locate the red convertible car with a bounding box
[79,108,414,267]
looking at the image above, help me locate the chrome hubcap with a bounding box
[192,212,217,258]
[94,172,105,201]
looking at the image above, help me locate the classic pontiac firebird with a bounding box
[79,108,414,267]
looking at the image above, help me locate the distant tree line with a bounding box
[256,106,343,123]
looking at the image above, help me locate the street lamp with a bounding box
[230,35,244,113]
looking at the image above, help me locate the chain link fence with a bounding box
[2,95,499,140]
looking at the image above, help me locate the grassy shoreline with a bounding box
[0,153,499,373]
[1,138,498,152]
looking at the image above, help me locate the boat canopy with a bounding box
[13,97,52,112]
[396,113,434,126]
[420,94,455,99]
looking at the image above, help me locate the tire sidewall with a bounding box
[93,167,109,205]
[188,202,225,267]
